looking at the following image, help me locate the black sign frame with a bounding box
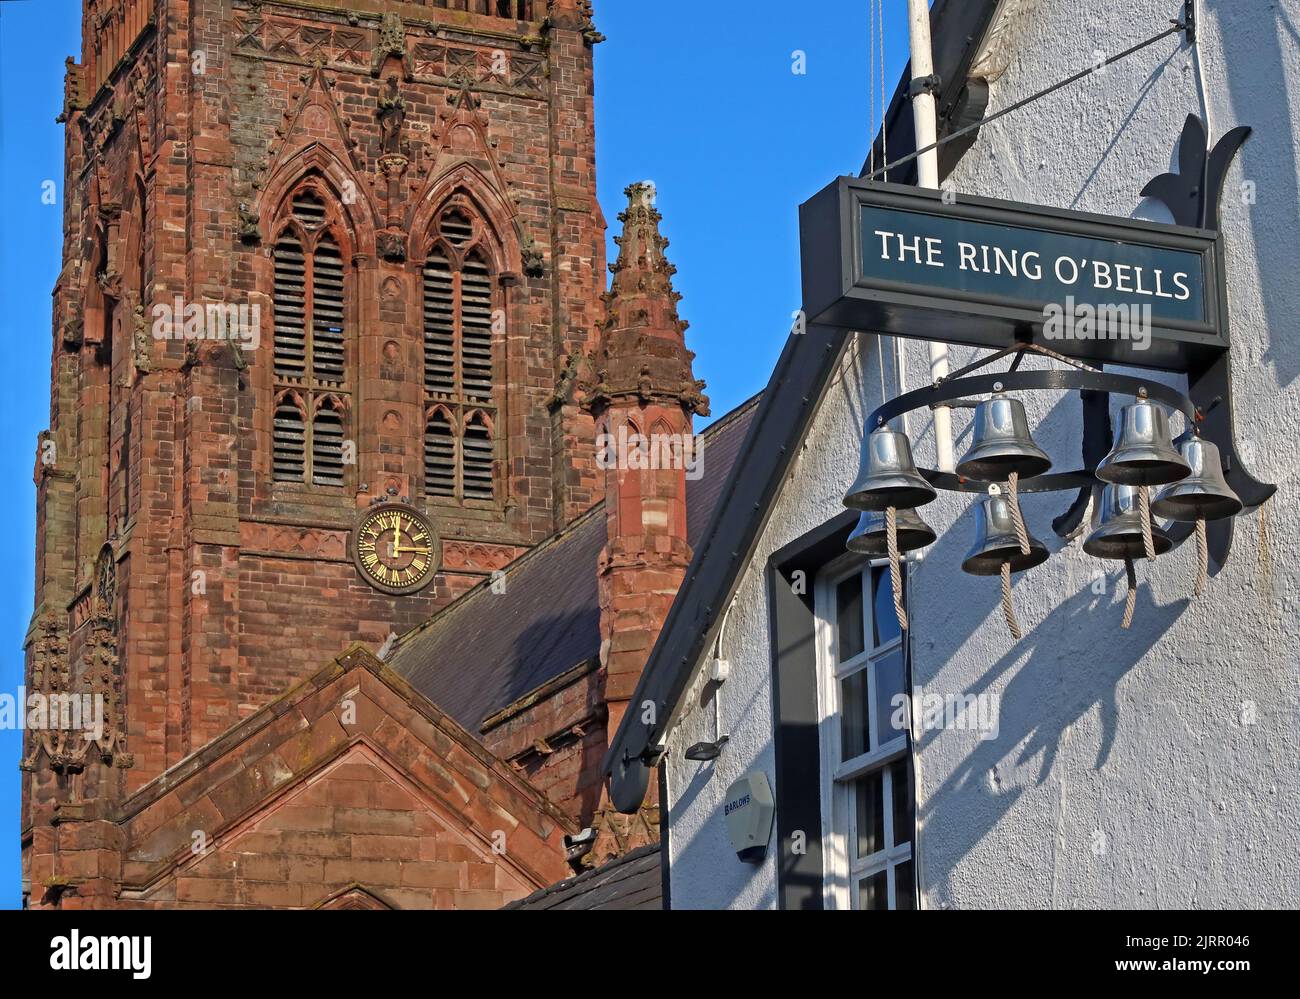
[800,177,1229,372]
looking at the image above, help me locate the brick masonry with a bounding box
[29,647,573,909]
[23,0,694,909]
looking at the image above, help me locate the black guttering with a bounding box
[602,0,1003,813]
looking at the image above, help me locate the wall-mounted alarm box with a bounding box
[723,772,775,863]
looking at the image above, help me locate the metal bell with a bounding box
[847,508,937,556]
[956,392,1052,481]
[960,492,1050,576]
[1083,484,1174,559]
[1096,398,1191,486]
[844,426,937,511]
[1151,436,1242,522]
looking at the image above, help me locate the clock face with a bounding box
[353,506,437,595]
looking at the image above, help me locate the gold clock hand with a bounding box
[390,523,408,559]
[392,524,429,558]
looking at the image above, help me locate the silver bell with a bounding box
[961,492,1049,576]
[1151,436,1243,522]
[1083,484,1174,559]
[844,426,937,511]
[956,392,1052,481]
[1096,399,1191,486]
[847,508,937,556]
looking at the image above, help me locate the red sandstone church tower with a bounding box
[23,0,629,907]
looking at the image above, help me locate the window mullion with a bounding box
[303,394,313,484]
[303,233,316,392]
[883,766,896,909]
[453,265,465,398]
[455,409,465,502]
[451,265,462,502]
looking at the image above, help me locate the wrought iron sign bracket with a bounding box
[799,115,1274,570]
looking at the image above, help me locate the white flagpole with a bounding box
[907,0,955,471]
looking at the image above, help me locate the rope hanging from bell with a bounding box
[1148,435,1242,599]
[961,484,1047,642]
[885,506,908,633]
[1121,557,1138,629]
[1194,517,1208,597]
[1006,471,1032,556]
[1138,485,1157,561]
[999,561,1023,640]
[1001,473,1030,640]
[1085,484,1174,630]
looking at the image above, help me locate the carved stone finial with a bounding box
[580,183,708,418]
[371,12,413,79]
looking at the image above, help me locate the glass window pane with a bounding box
[857,870,889,911]
[840,669,870,760]
[872,566,901,647]
[894,861,916,910]
[875,649,908,746]
[854,770,885,860]
[837,573,865,661]
[890,758,914,848]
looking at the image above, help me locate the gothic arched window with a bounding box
[421,204,500,502]
[272,182,352,485]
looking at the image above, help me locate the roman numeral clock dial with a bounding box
[352,505,439,595]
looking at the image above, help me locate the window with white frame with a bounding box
[815,558,917,910]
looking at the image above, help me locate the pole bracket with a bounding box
[908,73,942,98]
[1181,0,1196,45]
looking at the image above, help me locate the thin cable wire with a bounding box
[864,22,1185,181]
[878,0,887,171]
[868,0,876,177]
[1191,0,1214,138]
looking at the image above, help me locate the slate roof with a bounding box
[387,395,760,735]
[503,843,662,910]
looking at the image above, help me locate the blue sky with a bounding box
[0,1,909,908]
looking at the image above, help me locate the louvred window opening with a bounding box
[422,206,500,502]
[272,186,351,486]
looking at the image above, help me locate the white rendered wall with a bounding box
[666,0,1300,909]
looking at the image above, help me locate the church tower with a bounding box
[24,0,609,902]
